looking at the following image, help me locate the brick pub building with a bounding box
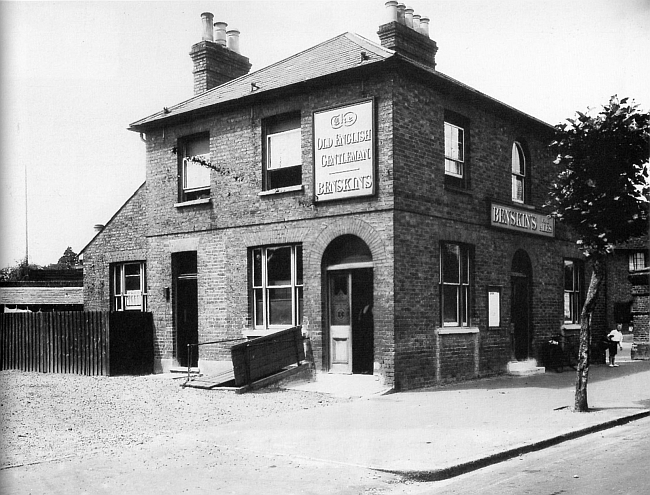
[83,3,588,390]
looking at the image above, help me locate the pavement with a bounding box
[3,341,649,494]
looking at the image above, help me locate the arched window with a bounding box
[511,141,526,203]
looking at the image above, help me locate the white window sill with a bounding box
[511,200,535,210]
[174,198,211,208]
[436,326,480,335]
[562,324,581,331]
[258,184,303,196]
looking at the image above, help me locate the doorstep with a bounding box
[507,359,546,376]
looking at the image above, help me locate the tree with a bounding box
[0,258,41,281]
[56,247,80,269]
[546,96,649,412]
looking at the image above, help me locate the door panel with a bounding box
[329,273,351,373]
[512,276,530,360]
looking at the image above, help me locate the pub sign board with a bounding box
[490,202,555,238]
[313,100,375,202]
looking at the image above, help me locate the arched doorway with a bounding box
[323,235,374,374]
[511,250,533,360]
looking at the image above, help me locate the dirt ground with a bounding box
[0,370,353,469]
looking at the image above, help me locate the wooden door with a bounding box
[329,272,352,373]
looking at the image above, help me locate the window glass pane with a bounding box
[461,286,469,325]
[114,266,122,295]
[564,261,574,291]
[296,286,303,324]
[266,166,301,190]
[296,246,303,286]
[254,288,264,326]
[267,129,301,170]
[564,292,571,320]
[512,142,525,174]
[125,275,141,292]
[253,249,262,287]
[443,285,459,324]
[183,154,211,190]
[461,247,469,284]
[186,137,209,156]
[268,288,292,325]
[444,123,463,161]
[125,263,140,276]
[512,176,524,201]
[267,247,292,286]
[442,244,460,283]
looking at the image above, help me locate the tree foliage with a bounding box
[0,258,41,281]
[547,96,649,257]
[546,96,649,412]
[56,246,80,269]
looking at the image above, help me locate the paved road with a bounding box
[393,415,650,494]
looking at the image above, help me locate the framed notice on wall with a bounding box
[313,99,375,202]
[488,287,501,328]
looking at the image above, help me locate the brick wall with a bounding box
[83,183,148,311]
[85,61,586,388]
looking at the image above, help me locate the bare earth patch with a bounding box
[0,370,351,468]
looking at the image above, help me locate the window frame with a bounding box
[178,133,211,203]
[440,242,472,327]
[511,141,527,203]
[563,259,584,324]
[444,122,464,178]
[629,251,648,272]
[262,112,302,192]
[250,244,303,331]
[443,110,470,189]
[111,261,147,312]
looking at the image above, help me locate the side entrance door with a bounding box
[173,252,198,368]
[511,274,530,360]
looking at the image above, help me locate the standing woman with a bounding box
[607,323,624,367]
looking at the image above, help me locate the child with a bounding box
[607,323,624,367]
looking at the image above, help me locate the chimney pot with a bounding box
[419,16,430,37]
[412,14,421,31]
[201,12,214,41]
[404,7,414,28]
[384,1,398,22]
[214,21,228,46]
[397,3,406,24]
[226,28,241,53]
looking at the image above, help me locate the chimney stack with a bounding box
[377,2,438,69]
[190,13,252,95]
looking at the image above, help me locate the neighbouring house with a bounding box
[82,4,598,390]
[0,268,83,313]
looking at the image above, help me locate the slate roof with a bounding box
[0,287,84,306]
[129,31,551,132]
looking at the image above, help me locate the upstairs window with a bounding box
[251,245,303,330]
[440,243,472,327]
[263,113,302,191]
[179,134,210,202]
[511,141,527,203]
[564,259,584,324]
[629,251,648,271]
[444,122,464,178]
[443,111,470,189]
[112,262,147,311]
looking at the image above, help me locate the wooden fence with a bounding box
[0,311,154,376]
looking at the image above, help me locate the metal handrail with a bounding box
[185,337,247,384]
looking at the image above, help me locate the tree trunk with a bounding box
[574,257,605,412]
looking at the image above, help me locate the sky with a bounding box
[1,0,649,268]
